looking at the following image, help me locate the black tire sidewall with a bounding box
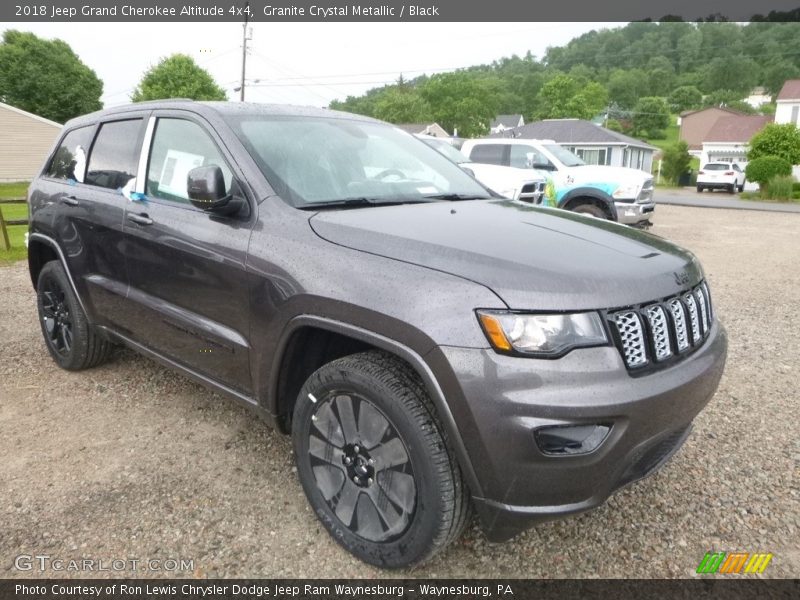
[573,203,606,219]
[36,261,90,370]
[292,360,449,568]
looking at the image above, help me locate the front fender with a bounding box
[557,187,618,221]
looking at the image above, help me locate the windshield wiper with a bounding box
[298,197,436,210]
[423,193,491,201]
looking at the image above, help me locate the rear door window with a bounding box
[46,125,95,182]
[85,119,143,190]
[469,144,507,166]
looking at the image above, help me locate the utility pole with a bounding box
[240,2,250,102]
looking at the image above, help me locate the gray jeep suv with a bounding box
[27,101,727,568]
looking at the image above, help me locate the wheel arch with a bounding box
[27,235,87,317]
[559,187,618,220]
[269,315,483,498]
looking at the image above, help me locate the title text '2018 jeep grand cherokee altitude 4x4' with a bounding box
[27,102,727,569]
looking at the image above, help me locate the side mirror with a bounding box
[187,165,246,216]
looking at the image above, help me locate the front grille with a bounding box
[519,182,545,204]
[609,282,714,370]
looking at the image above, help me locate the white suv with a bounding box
[461,138,655,226]
[696,162,745,194]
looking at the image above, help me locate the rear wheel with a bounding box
[36,261,113,370]
[728,182,736,194]
[738,180,745,192]
[571,203,607,219]
[292,350,470,568]
[696,185,703,193]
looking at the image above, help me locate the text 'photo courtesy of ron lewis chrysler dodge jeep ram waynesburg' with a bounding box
[26,101,725,568]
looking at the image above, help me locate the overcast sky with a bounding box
[2,22,621,107]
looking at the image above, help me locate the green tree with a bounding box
[700,56,757,95]
[373,87,433,123]
[0,30,102,123]
[668,86,702,113]
[607,69,646,109]
[661,141,692,184]
[535,74,607,120]
[419,72,498,138]
[632,97,670,137]
[747,123,800,164]
[744,156,792,187]
[645,56,676,96]
[131,54,226,102]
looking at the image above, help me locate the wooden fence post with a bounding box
[0,207,11,251]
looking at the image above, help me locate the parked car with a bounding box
[696,162,745,193]
[416,134,546,204]
[27,101,726,569]
[461,138,656,227]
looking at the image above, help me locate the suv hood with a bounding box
[309,200,702,310]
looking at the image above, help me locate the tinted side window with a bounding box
[85,119,142,190]
[469,144,506,166]
[46,125,94,181]
[146,119,232,204]
[510,145,551,169]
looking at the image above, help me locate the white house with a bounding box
[700,115,772,190]
[0,102,62,181]
[490,114,524,135]
[774,80,800,180]
[744,87,772,110]
[775,79,800,126]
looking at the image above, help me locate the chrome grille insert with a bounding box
[644,305,672,361]
[610,282,714,370]
[614,311,647,367]
[667,298,690,352]
[684,293,701,343]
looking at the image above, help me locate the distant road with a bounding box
[654,188,800,214]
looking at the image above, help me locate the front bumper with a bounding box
[615,200,655,225]
[427,320,727,541]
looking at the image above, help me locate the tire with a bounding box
[728,183,736,194]
[292,350,470,568]
[738,181,745,193]
[36,261,113,370]
[571,203,606,219]
[696,185,703,193]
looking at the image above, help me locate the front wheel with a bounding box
[571,203,607,219]
[292,350,470,568]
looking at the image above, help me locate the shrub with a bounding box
[747,123,800,164]
[763,175,795,201]
[793,182,800,193]
[745,156,792,188]
[661,141,692,185]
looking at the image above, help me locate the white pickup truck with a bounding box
[416,135,546,204]
[460,138,655,226]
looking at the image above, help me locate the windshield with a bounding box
[224,115,490,207]
[422,138,471,164]
[542,144,585,167]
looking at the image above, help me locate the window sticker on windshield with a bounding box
[417,186,438,194]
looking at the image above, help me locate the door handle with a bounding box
[62,196,79,207]
[127,213,154,226]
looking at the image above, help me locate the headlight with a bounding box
[612,182,641,199]
[477,310,608,356]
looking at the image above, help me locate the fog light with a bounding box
[535,424,610,456]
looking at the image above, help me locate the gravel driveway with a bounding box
[1,205,798,578]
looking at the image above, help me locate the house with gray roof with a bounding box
[490,114,524,134]
[394,122,450,138]
[493,119,657,172]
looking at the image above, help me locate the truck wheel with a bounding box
[572,203,607,219]
[36,261,113,370]
[728,183,736,194]
[292,350,470,568]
